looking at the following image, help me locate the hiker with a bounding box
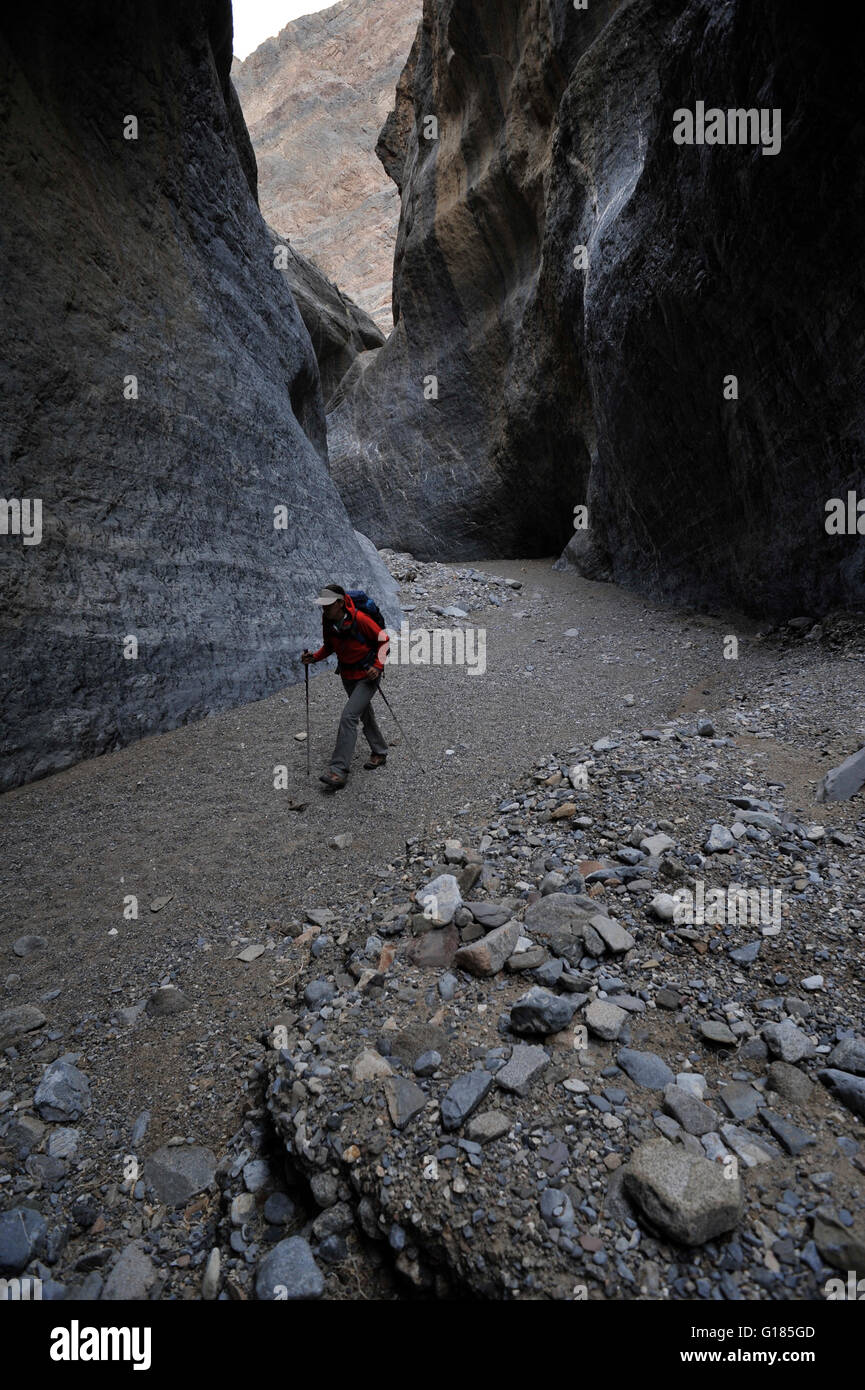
[302,584,390,791]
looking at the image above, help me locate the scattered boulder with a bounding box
[453,919,521,977]
[827,1037,865,1076]
[383,1076,427,1130]
[416,874,462,925]
[143,1146,216,1207]
[662,1085,721,1137]
[102,1242,157,1300]
[255,1236,324,1300]
[495,1045,549,1096]
[0,1004,46,1046]
[34,1059,91,1121]
[12,936,46,958]
[623,1138,744,1245]
[616,1049,675,1091]
[767,1062,814,1105]
[815,747,865,803]
[818,1069,865,1119]
[762,1018,816,1064]
[510,988,580,1036]
[440,1071,493,1131]
[0,1206,47,1275]
[813,1213,865,1278]
[145,986,190,1017]
[585,999,627,1042]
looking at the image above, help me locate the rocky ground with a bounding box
[1,555,863,1300]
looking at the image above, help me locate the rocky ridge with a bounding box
[233,0,422,332]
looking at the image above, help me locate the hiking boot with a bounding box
[364,753,387,770]
[319,772,347,790]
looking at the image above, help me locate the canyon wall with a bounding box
[0,0,399,791]
[330,0,865,615]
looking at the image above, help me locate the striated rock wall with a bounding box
[330,0,865,616]
[233,0,422,333]
[0,0,399,791]
[273,229,385,408]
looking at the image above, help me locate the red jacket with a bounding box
[311,594,389,681]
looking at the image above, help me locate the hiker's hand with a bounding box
[366,668,381,682]
[301,650,314,665]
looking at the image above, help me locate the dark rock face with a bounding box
[272,229,385,408]
[331,0,865,615]
[0,0,399,791]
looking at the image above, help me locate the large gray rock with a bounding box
[0,1005,46,1047]
[813,1213,865,1279]
[816,747,865,803]
[818,1069,865,1120]
[510,987,580,1037]
[522,894,599,966]
[383,1076,427,1129]
[143,1145,217,1207]
[440,1071,493,1131]
[453,919,521,977]
[827,1037,865,1076]
[762,1018,816,1064]
[416,874,462,926]
[0,0,400,791]
[585,999,627,1041]
[495,1045,549,1097]
[616,1048,675,1091]
[255,1236,324,1300]
[662,1084,720,1137]
[623,1138,744,1245]
[34,1059,91,1121]
[102,1242,157,1300]
[0,1207,47,1275]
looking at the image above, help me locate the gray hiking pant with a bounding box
[330,676,388,776]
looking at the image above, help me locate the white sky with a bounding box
[232,1,338,61]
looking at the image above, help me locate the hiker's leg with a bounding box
[359,683,388,756]
[330,678,367,776]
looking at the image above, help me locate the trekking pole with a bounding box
[376,681,426,775]
[304,660,311,777]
